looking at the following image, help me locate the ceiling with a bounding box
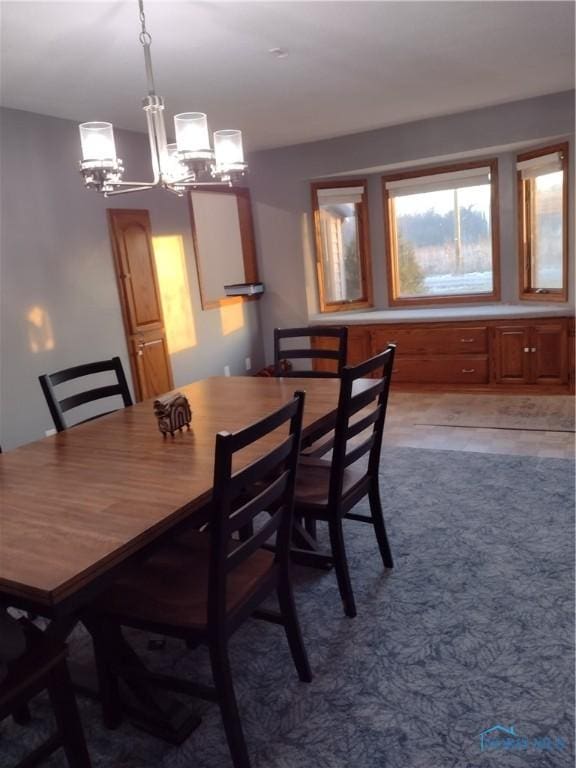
[1,1,574,151]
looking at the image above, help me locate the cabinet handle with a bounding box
[531,347,537,353]
[459,338,475,343]
[138,339,163,349]
[388,340,397,345]
[461,368,476,374]
[524,347,530,353]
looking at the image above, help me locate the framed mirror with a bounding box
[188,187,260,310]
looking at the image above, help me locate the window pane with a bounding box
[394,184,493,298]
[319,202,363,303]
[530,171,563,289]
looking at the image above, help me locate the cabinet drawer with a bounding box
[393,356,489,384]
[373,326,488,355]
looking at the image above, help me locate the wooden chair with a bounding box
[0,612,91,768]
[273,326,348,378]
[39,356,132,432]
[293,346,396,618]
[91,391,311,768]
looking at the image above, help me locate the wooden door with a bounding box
[530,323,568,385]
[493,326,531,384]
[108,209,174,401]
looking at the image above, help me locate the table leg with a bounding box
[86,618,201,745]
[290,518,334,570]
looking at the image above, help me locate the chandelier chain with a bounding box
[138,0,152,47]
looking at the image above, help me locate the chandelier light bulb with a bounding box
[174,112,210,153]
[214,130,245,169]
[79,122,117,163]
[165,142,185,180]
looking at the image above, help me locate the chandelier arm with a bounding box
[103,184,159,196]
[174,180,235,188]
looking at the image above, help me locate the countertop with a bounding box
[309,303,574,326]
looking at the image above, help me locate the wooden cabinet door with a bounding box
[493,326,531,384]
[530,323,568,385]
[108,209,174,401]
[347,327,371,367]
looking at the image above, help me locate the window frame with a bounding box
[382,159,501,307]
[311,179,374,313]
[517,142,569,303]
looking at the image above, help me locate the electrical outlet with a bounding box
[245,357,251,371]
[224,365,231,377]
[45,428,56,437]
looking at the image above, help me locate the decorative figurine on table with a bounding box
[153,392,192,437]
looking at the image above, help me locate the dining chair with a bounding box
[293,345,396,618]
[39,356,133,432]
[91,391,311,768]
[0,611,91,768]
[273,326,348,378]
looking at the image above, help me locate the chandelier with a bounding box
[78,0,247,196]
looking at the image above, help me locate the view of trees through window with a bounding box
[319,203,362,303]
[393,185,493,298]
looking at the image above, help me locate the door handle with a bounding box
[459,338,475,343]
[138,339,163,349]
[461,368,476,373]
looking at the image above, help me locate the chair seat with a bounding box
[295,457,365,508]
[99,531,275,630]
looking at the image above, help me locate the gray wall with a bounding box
[248,91,575,361]
[0,107,264,450]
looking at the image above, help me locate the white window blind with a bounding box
[385,167,491,198]
[317,186,364,205]
[516,151,563,180]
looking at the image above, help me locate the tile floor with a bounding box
[384,392,575,459]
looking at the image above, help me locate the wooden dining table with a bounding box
[0,375,357,742]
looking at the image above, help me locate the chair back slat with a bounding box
[274,326,348,378]
[208,391,305,627]
[226,510,283,573]
[227,470,289,535]
[39,356,132,432]
[59,385,129,414]
[327,346,396,506]
[226,436,294,498]
[47,358,128,385]
[347,380,386,417]
[279,348,343,361]
[343,434,375,469]
[346,404,382,442]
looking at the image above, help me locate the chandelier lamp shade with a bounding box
[78,0,247,196]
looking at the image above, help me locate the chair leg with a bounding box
[209,639,251,768]
[303,517,317,540]
[328,518,356,618]
[368,484,394,568]
[277,575,312,683]
[47,658,92,768]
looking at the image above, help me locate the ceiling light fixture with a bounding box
[78,0,247,196]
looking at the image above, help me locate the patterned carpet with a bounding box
[1,447,574,768]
